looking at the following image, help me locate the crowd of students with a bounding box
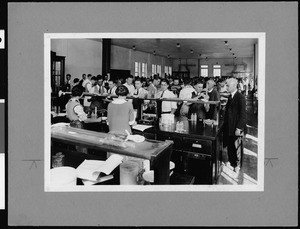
[52,73,251,173]
[53,73,255,121]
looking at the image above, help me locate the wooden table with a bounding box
[51,126,173,184]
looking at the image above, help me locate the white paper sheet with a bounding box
[132,124,153,132]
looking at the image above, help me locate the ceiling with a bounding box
[107,38,257,59]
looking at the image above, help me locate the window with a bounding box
[157,65,161,77]
[213,65,221,77]
[164,66,168,75]
[134,62,141,77]
[152,64,157,75]
[200,65,208,77]
[141,63,147,78]
[135,62,147,77]
[164,66,172,76]
[152,64,162,77]
[168,66,172,75]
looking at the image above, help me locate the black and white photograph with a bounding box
[45,33,265,191]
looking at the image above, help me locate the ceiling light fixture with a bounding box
[167,55,170,58]
[199,54,202,57]
[153,50,156,55]
[177,43,180,48]
[224,41,228,45]
[190,49,194,54]
[229,48,232,52]
[132,45,136,50]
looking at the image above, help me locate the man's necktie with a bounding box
[228,94,233,103]
[160,90,165,98]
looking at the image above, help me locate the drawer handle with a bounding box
[192,143,202,148]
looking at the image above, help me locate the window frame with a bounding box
[213,64,222,77]
[200,64,209,77]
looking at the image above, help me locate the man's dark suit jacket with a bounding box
[206,88,220,120]
[223,90,247,138]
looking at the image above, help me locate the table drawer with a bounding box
[143,132,156,140]
[182,137,212,155]
[187,152,211,160]
[157,134,182,150]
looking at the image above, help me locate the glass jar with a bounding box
[51,152,65,168]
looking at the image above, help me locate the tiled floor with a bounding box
[217,93,258,185]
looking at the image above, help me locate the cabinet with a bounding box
[156,132,222,184]
[51,51,66,94]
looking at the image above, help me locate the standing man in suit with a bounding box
[223,77,246,173]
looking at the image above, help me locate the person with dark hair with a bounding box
[157,79,177,114]
[90,76,99,93]
[107,79,117,96]
[78,74,86,86]
[66,85,87,129]
[132,78,148,98]
[107,85,135,136]
[116,78,123,87]
[132,78,149,121]
[72,78,80,88]
[188,79,209,119]
[123,75,135,95]
[147,76,160,98]
[97,76,108,95]
[170,77,182,96]
[178,77,195,117]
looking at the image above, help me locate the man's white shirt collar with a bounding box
[231,89,238,98]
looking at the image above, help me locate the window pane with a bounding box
[213,65,221,77]
[142,63,145,72]
[157,65,161,76]
[201,69,208,77]
[152,64,156,75]
[213,69,221,77]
